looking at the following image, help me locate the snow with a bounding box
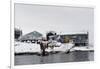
[70,46,94,51]
[45,43,74,52]
[15,42,74,53]
[15,42,41,53]
[15,42,94,53]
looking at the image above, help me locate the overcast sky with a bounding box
[14,3,94,45]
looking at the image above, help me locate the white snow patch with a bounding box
[70,46,94,51]
[15,42,41,53]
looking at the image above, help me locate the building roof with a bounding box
[58,32,88,35]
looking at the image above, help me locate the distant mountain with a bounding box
[19,31,42,40]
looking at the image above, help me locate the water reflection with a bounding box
[15,51,94,65]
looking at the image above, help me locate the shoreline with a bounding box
[15,50,94,55]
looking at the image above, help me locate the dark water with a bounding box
[15,51,94,65]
